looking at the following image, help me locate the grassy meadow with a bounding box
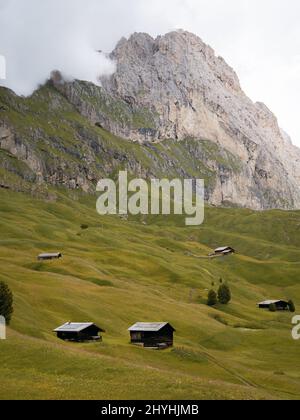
[0,188,300,400]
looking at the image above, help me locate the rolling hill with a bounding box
[0,187,299,400]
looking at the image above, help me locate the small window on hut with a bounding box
[132,332,142,341]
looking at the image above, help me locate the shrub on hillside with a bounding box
[0,281,13,325]
[207,289,218,307]
[288,300,296,313]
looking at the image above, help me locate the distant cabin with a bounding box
[38,253,62,261]
[54,322,105,342]
[128,322,175,349]
[210,246,236,257]
[257,300,289,311]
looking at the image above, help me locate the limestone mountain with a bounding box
[0,30,300,210]
[101,30,300,209]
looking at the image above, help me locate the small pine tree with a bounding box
[218,283,231,305]
[207,290,218,307]
[288,300,296,313]
[0,281,13,325]
[269,303,277,312]
[211,281,215,287]
[219,278,223,284]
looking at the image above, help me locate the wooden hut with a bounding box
[128,322,175,349]
[210,246,236,257]
[38,252,62,261]
[54,322,105,342]
[257,300,289,311]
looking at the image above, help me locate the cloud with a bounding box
[0,0,115,96]
[0,0,299,145]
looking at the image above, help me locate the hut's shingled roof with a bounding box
[54,322,104,333]
[258,300,286,305]
[128,322,175,332]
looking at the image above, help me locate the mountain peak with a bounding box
[1,29,300,211]
[100,30,300,208]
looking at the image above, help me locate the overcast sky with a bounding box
[0,0,299,146]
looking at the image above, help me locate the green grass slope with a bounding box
[0,188,299,400]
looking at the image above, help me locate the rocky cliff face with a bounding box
[99,30,300,209]
[0,30,300,210]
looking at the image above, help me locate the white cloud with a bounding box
[0,0,115,96]
[0,0,299,146]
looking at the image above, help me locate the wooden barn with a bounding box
[54,322,105,342]
[38,252,62,261]
[257,300,289,311]
[210,246,236,257]
[128,322,175,349]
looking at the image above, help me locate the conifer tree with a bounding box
[217,283,231,305]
